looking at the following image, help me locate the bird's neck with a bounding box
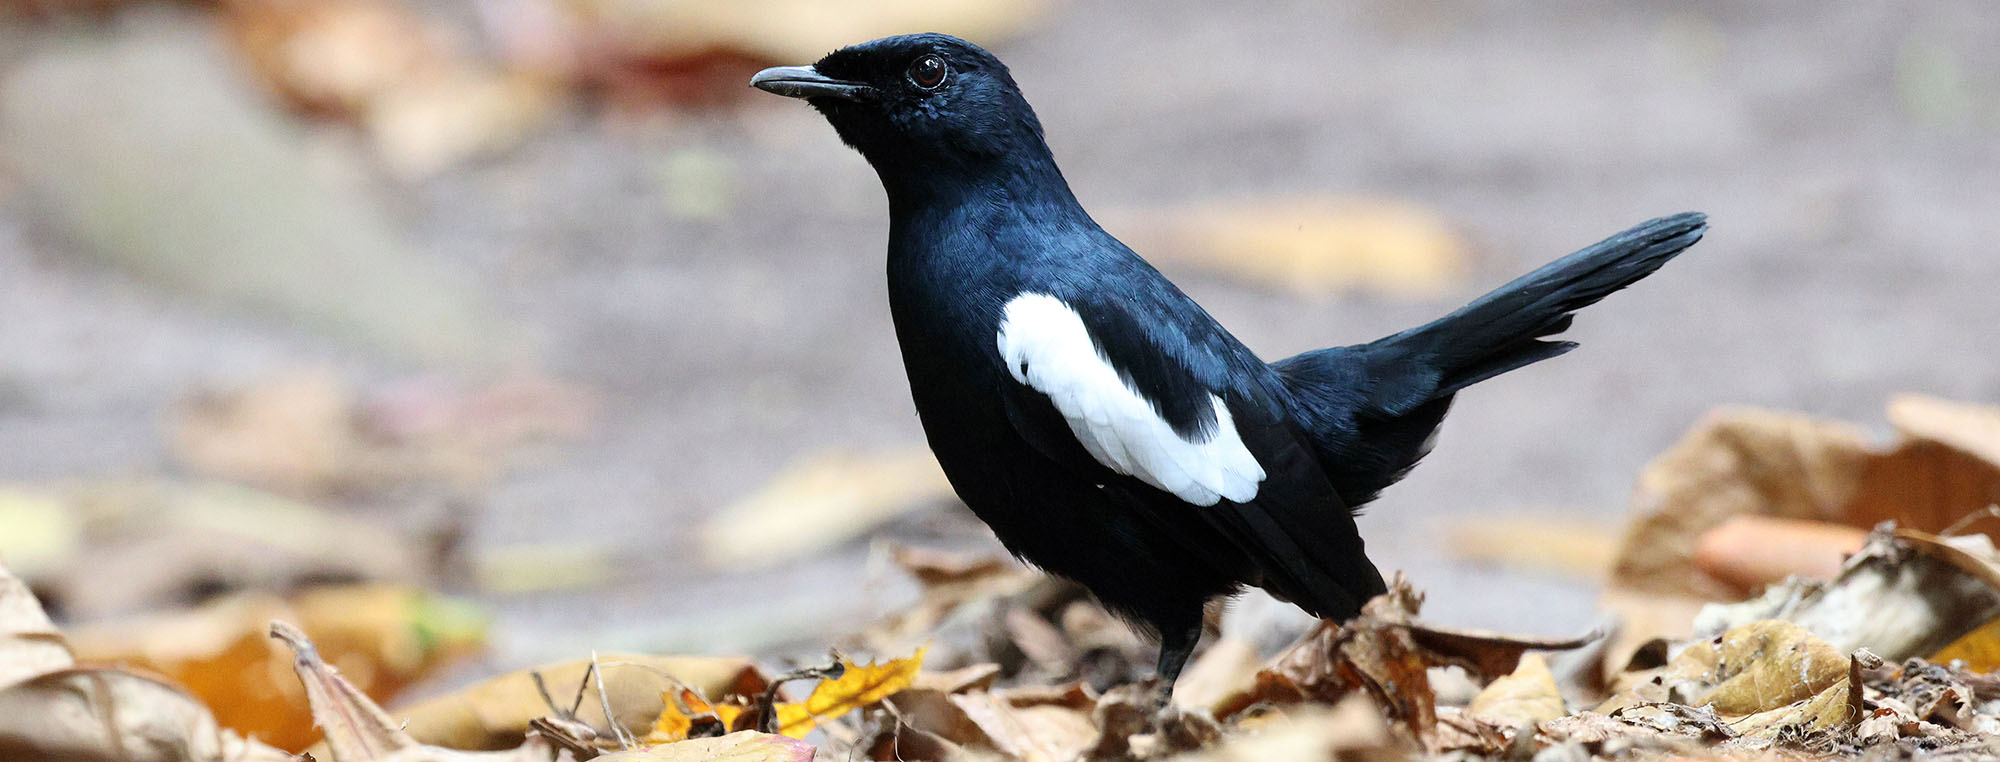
[878,146,1090,236]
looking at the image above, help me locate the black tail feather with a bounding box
[1272,212,1707,507]
[1366,212,1706,415]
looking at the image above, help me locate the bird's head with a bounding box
[751,33,1049,184]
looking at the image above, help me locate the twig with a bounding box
[591,651,637,750]
[756,654,846,735]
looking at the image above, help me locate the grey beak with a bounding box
[749,66,876,101]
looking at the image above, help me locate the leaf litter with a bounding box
[13,398,2000,761]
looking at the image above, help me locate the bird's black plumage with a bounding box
[751,33,1707,688]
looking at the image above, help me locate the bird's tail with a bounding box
[1366,211,1708,416]
[1272,212,1706,507]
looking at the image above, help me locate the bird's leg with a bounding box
[1152,615,1202,709]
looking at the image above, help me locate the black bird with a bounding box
[751,33,1706,688]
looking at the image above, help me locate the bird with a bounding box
[750,33,1706,690]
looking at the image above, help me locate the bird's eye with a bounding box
[907,54,948,90]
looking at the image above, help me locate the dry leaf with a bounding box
[1689,528,2000,662]
[221,0,551,175]
[1468,653,1565,727]
[0,560,71,691]
[1176,696,1401,762]
[1446,516,1621,580]
[596,732,816,762]
[769,648,925,738]
[0,667,294,762]
[948,683,1098,762]
[1691,516,1868,595]
[1611,398,2000,602]
[1599,620,1846,721]
[1106,196,1468,297]
[269,621,555,762]
[66,585,486,752]
[0,563,288,762]
[172,371,593,497]
[698,449,954,570]
[26,479,427,620]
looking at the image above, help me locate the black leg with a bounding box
[1154,611,1203,689]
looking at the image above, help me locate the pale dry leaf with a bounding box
[0,560,71,691]
[1887,394,2000,469]
[1467,653,1565,727]
[595,731,814,762]
[1106,196,1468,297]
[38,479,425,620]
[395,654,768,751]
[1446,516,1621,580]
[949,683,1097,762]
[699,449,954,570]
[1179,696,1400,762]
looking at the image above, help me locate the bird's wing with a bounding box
[995,292,1264,506]
[993,290,1385,619]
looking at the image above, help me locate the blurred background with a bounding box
[2,0,1998,740]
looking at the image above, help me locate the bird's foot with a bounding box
[1089,680,1220,758]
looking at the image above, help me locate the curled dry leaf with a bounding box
[1612,397,2000,603]
[1105,195,1468,297]
[1690,527,2000,662]
[0,560,71,691]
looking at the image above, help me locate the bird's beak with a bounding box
[749,65,876,102]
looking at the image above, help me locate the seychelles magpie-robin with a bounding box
[752,33,1706,688]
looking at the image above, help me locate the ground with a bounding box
[1,0,1997,673]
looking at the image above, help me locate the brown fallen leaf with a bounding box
[66,585,486,752]
[1612,398,2000,603]
[1105,195,1468,297]
[698,449,955,570]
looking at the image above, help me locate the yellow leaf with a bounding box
[1933,617,2000,671]
[771,648,925,738]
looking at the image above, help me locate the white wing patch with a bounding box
[995,293,1265,506]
